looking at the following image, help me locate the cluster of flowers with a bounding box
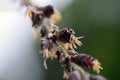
[25,3,106,80]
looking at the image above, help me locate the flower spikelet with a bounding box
[24,3,106,80]
[56,28,83,49]
[71,53,103,73]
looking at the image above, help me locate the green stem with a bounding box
[70,62,85,75]
[55,41,69,57]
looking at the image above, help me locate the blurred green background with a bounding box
[41,0,120,80]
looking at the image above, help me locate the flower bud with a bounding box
[57,28,71,43]
[41,5,54,18]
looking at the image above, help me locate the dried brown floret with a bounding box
[26,5,58,39]
[40,5,54,18]
[26,6,44,27]
[26,7,44,38]
[56,28,83,49]
[31,11,44,27]
[71,54,94,68]
[71,54,102,73]
[57,28,71,43]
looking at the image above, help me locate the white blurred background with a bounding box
[0,0,73,80]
